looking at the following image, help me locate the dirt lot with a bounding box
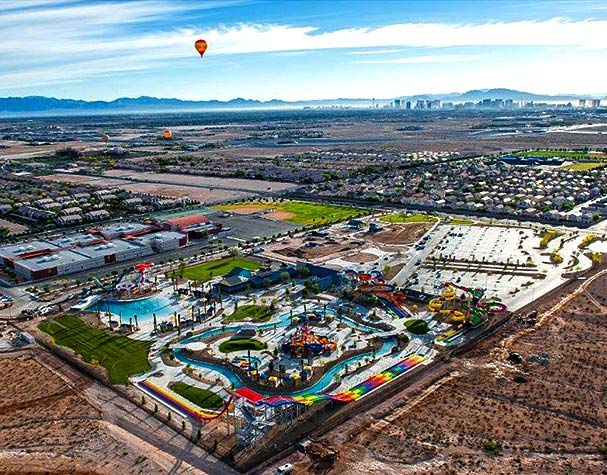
[0,218,28,235]
[265,272,607,475]
[0,350,231,475]
[342,252,378,263]
[103,170,297,192]
[359,223,431,246]
[272,236,365,263]
[39,173,252,202]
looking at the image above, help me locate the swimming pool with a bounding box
[87,293,185,322]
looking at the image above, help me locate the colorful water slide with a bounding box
[235,354,426,407]
[93,267,133,292]
[436,325,467,344]
[358,284,395,293]
[447,282,485,300]
[137,380,233,421]
[483,301,507,313]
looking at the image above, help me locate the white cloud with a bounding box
[354,54,481,64]
[1,2,607,91]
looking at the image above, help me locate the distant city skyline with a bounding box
[1,0,607,101]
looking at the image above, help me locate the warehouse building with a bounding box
[0,221,191,281]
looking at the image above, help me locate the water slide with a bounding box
[357,273,413,319]
[137,380,233,421]
[236,354,426,407]
[93,267,132,293]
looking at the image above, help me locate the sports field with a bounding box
[182,256,261,282]
[38,315,151,384]
[380,213,438,224]
[216,200,366,225]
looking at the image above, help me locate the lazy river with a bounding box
[174,307,398,397]
[174,336,398,397]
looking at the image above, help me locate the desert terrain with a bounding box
[264,270,607,475]
[0,349,235,475]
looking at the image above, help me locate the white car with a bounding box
[276,463,293,475]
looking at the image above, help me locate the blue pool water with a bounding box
[176,320,397,397]
[88,294,185,322]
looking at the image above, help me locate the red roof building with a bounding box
[165,214,210,230]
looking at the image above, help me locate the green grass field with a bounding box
[218,337,267,353]
[447,218,476,225]
[380,213,438,224]
[225,304,272,322]
[404,318,430,335]
[216,200,366,226]
[172,382,225,409]
[182,256,261,282]
[515,150,607,159]
[38,315,151,384]
[562,162,607,171]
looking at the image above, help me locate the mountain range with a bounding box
[0,89,604,115]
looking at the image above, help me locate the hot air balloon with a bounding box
[102,133,110,144]
[163,129,172,140]
[194,39,208,58]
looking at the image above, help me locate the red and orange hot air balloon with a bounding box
[163,129,172,140]
[194,39,208,58]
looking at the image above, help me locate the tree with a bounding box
[296,263,310,277]
[178,259,186,278]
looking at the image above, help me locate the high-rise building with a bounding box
[394,99,401,109]
[405,101,411,110]
[589,99,601,108]
[579,99,586,108]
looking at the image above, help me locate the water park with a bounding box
[49,249,508,459]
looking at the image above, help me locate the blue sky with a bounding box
[1,0,606,100]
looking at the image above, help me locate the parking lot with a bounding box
[214,213,300,243]
[401,225,552,307]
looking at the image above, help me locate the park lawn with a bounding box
[218,337,267,353]
[447,218,476,225]
[217,200,366,226]
[404,318,430,335]
[515,150,607,159]
[380,213,438,224]
[562,162,607,171]
[182,256,261,282]
[279,201,365,225]
[225,304,272,322]
[38,315,151,384]
[172,382,225,410]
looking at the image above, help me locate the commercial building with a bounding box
[0,219,194,281]
[161,213,222,238]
